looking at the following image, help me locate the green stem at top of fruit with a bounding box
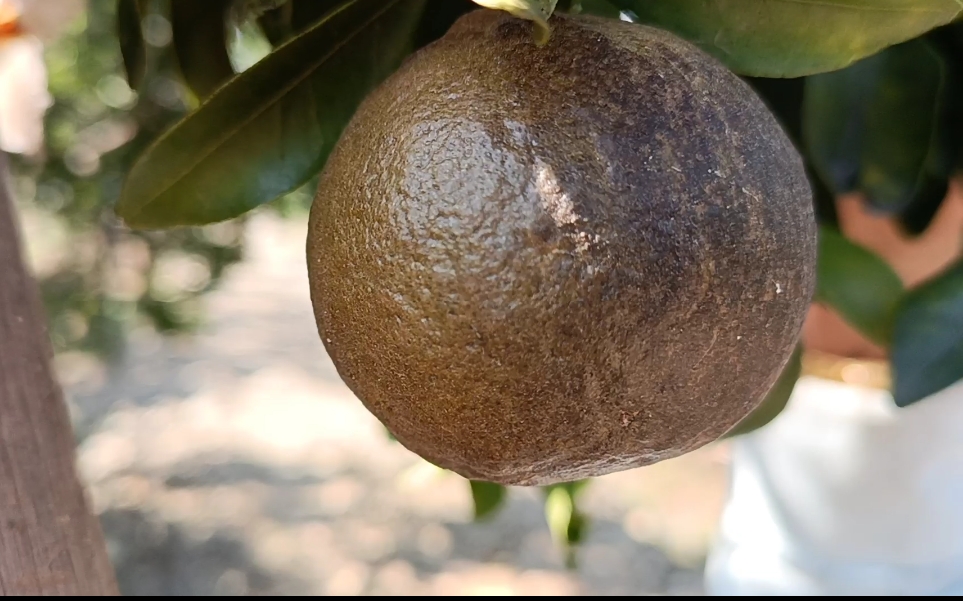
[472,0,559,45]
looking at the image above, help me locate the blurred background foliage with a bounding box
[12,0,312,360]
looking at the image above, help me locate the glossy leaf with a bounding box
[470,481,507,520]
[892,260,963,407]
[170,0,235,100]
[611,0,963,78]
[117,0,147,90]
[815,227,904,347]
[117,0,427,229]
[723,346,801,438]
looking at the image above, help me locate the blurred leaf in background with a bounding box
[12,0,314,361]
[803,34,963,233]
[542,480,589,569]
[893,259,963,407]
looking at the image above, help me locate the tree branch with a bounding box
[0,152,118,595]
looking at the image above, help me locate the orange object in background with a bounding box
[0,1,21,38]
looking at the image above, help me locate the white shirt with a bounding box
[706,376,963,596]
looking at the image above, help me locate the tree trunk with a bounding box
[0,152,118,595]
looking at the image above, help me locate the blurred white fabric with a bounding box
[0,0,85,155]
[706,376,963,596]
[19,0,86,42]
[0,34,50,155]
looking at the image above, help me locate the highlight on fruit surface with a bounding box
[307,9,817,486]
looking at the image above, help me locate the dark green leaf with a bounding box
[948,24,963,174]
[892,260,963,407]
[859,42,945,212]
[723,346,801,438]
[810,165,841,229]
[412,0,477,50]
[900,25,963,233]
[170,0,235,100]
[117,0,427,229]
[803,40,956,216]
[469,480,507,520]
[257,0,350,45]
[290,0,349,31]
[257,2,295,46]
[117,0,147,90]
[610,0,962,78]
[744,77,806,142]
[815,226,904,347]
[802,58,880,193]
[898,174,952,235]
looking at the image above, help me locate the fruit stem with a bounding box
[472,0,559,46]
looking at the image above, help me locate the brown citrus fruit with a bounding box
[307,9,817,486]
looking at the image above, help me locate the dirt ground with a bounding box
[56,212,731,596]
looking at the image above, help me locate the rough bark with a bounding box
[0,152,118,595]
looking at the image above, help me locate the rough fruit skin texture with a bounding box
[307,10,817,486]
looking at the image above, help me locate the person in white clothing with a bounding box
[706,184,963,595]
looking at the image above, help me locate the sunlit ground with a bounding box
[24,208,729,596]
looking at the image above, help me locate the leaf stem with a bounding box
[473,0,559,45]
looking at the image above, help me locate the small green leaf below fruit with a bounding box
[469,481,507,520]
[542,481,588,569]
[815,226,904,347]
[892,260,963,407]
[170,0,236,101]
[116,0,427,229]
[723,346,801,439]
[610,0,963,78]
[117,0,147,90]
